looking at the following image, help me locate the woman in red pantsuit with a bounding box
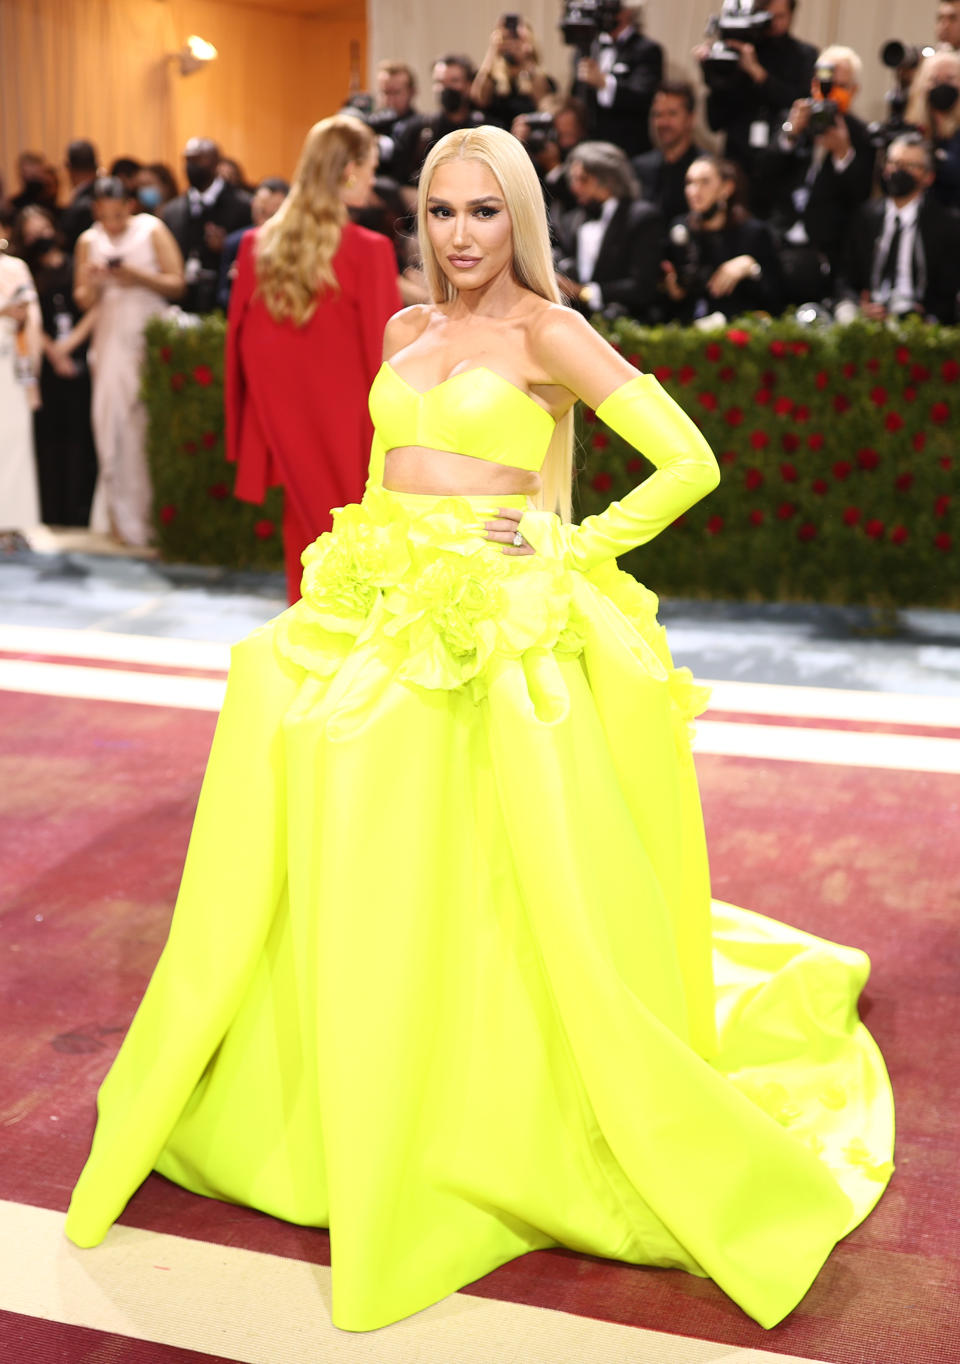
[226,116,402,601]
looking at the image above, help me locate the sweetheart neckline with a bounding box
[380,361,557,428]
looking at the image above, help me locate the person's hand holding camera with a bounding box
[727,40,767,83]
[819,114,850,160]
[577,57,606,90]
[782,98,812,142]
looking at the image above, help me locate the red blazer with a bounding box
[225,222,402,538]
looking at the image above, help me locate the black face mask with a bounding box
[185,163,216,192]
[883,168,920,199]
[439,86,467,116]
[698,198,726,223]
[929,82,960,113]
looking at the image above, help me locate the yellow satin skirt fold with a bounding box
[65,486,894,1333]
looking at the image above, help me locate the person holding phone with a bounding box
[0,210,43,532]
[74,177,185,546]
[470,14,554,129]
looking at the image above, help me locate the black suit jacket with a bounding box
[839,194,960,323]
[572,28,664,157]
[60,181,96,251]
[631,144,704,226]
[554,198,664,320]
[762,113,875,276]
[162,183,252,312]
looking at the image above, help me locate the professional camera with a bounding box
[523,111,557,154]
[867,40,927,151]
[807,64,840,137]
[560,0,621,57]
[701,0,774,88]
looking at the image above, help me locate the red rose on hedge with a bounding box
[913,431,927,452]
[776,501,797,519]
[931,401,950,424]
[726,328,749,347]
[706,514,724,534]
[761,369,777,387]
[202,431,220,449]
[807,433,824,451]
[719,450,737,464]
[857,448,879,470]
[815,370,829,390]
[754,388,772,406]
[843,506,861,526]
[207,482,229,501]
[940,455,952,470]
[903,386,917,403]
[884,411,904,432]
[626,456,643,474]
[935,494,951,517]
[941,359,960,382]
[895,346,910,365]
[782,433,800,452]
[591,470,613,492]
[591,431,610,450]
[654,366,672,382]
[254,519,276,539]
[890,524,909,545]
[797,522,817,541]
[832,394,851,414]
[866,357,880,373]
[698,391,718,411]
[170,372,186,392]
[745,468,764,490]
[582,407,596,424]
[791,340,810,356]
[718,365,735,382]
[774,395,793,416]
[627,352,642,368]
[910,362,931,383]
[704,342,722,361]
[870,386,888,406]
[895,472,914,493]
[833,460,852,479]
[780,462,798,481]
[159,345,173,364]
[812,478,828,495]
[935,532,953,552]
[677,364,697,385]
[750,429,770,450]
[724,406,744,426]
[769,339,787,357]
[793,404,810,422]
[193,364,214,387]
[749,509,765,526]
[865,518,885,538]
[842,362,857,379]
[159,504,177,525]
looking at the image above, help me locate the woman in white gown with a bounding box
[74,178,185,546]
[0,217,42,532]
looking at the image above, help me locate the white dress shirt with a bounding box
[577,196,619,310]
[872,194,923,309]
[187,176,225,216]
[595,27,635,108]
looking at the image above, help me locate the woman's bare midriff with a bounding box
[383,446,542,497]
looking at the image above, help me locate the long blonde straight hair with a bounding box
[417,125,574,522]
[255,115,374,326]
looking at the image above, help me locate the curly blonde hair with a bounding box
[255,115,374,326]
[417,125,574,521]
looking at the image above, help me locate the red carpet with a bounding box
[1,683,958,1363]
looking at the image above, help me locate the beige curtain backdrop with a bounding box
[0,0,365,195]
[368,0,941,143]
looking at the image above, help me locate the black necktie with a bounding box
[582,200,605,222]
[880,215,902,290]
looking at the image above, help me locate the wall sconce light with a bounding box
[178,34,218,76]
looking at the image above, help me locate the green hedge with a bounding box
[143,314,283,571]
[144,312,959,607]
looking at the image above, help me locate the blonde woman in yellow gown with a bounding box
[66,126,894,1334]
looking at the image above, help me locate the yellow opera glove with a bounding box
[520,374,720,571]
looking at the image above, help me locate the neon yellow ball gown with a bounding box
[66,366,894,1334]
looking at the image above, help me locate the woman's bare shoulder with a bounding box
[383,303,436,357]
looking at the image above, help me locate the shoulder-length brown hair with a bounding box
[255,114,374,326]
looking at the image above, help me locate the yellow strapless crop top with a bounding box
[368,362,556,471]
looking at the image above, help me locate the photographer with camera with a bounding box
[512,97,589,215]
[661,154,782,324]
[936,0,960,51]
[369,61,426,187]
[837,132,960,324]
[569,3,664,158]
[553,140,663,320]
[695,0,817,210]
[471,15,554,130]
[906,50,960,207]
[632,81,706,225]
[759,48,873,305]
